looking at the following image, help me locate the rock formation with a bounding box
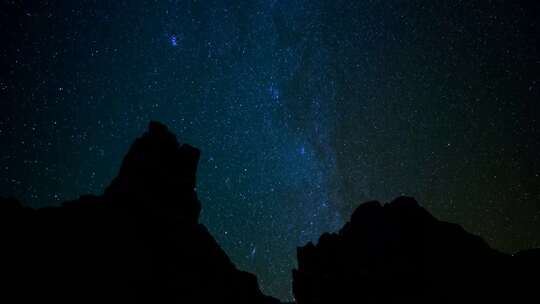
[0,121,279,304]
[292,197,538,303]
[1,122,538,303]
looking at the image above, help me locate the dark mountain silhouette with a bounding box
[292,197,539,303]
[1,121,538,303]
[0,121,279,304]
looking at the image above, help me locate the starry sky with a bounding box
[1,0,539,300]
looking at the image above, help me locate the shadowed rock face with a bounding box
[0,121,279,304]
[292,196,538,304]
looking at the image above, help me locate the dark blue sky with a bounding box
[1,1,539,300]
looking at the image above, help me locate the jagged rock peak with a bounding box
[0,121,279,304]
[104,121,201,220]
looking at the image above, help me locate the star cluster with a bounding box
[1,1,539,300]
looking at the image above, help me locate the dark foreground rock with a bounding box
[2,121,538,303]
[292,197,539,303]
[0,122,279,304]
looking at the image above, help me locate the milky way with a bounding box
[1,0,539,300]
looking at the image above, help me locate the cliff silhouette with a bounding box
[293,197,539,303]
[1,122,538,303]
[0,122,279,304]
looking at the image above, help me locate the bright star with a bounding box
[170,35,178,47]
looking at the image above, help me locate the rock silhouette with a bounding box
[292,197,538,303]
[1,122,538,303]
[0,121,279,304]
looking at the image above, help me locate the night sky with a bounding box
[1,0,539,300]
